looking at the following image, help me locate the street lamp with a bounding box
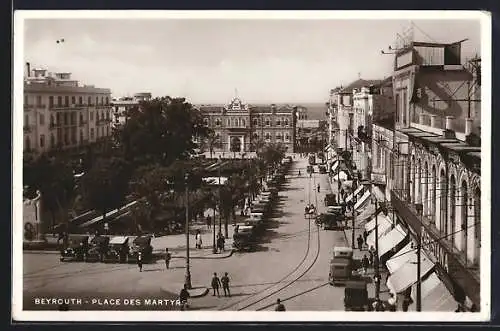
[415,203,423,312]
[218,156,223,234]
[184,173,192,289]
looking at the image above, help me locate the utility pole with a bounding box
[374,197,380,300]
[415,203,423,312]
[218,156,222,234]
[352,193,356,249]
[184,173,192,289]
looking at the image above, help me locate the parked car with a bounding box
[344,280,369,311]
[329,246,354,285]
[85,235,110,262]
[60,236,90,262]
[103,236,130,263]
[127,235,153,263]
[233,225,257,251]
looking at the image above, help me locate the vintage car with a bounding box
[127,235,153,263]
[324,194,336,206]
[60,236,90,262]
[85,235,110,262]
[233,225,257,251]
[316,212,343,230]
[318,165,327,174]
[103,236,130,263]
[329,246,354,285]
[344,280,369,311]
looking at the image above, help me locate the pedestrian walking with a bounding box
[361,254,369,274]
[195,230,203,249]
[179,284,190,310]
[217,234,225,252]
[221,272,231,297]
[275,298,286,311]
[137,252,143,272]
[357,235,364,250]
[206,216,212,229]
[317,184,320,193]
[363,230,368,245]
[368,249,374,267]
[165,248,171,270]
[211,272,222,297]
[387,293,397,311]
[402,296,411,312]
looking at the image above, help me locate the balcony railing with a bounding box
[390,190,480,307]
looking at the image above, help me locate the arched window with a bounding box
[431,165,437,223]
[474,187,481,265]
[253,118,258,126]
[416,161,421,203]
[460,180,468,254]
[422,161,429,216]
[449,175,457,247]
[439,169,447,235]
[284,119,289,127]
[241,119,246,127]
[411,155,416,203]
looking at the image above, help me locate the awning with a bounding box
[354,190,371,210]
[333,171,348,181]
[364,211,385,232]
[330,161,339,173]
[386,251,435,294]
[377,224,407,258]
[372,185,386,202]
[386,242,414,274]
[366,215,393,248]
[409,272,457,311]
[346,185,364,204]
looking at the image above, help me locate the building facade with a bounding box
[23,64,113,155]
[385,40,481,310]
[111,92,152,130]
[199,97,296,154]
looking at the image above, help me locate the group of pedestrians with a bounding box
[211,272,231,297]
[356,229,369,250]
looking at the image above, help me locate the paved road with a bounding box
[22,156,356,311]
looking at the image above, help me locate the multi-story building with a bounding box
[381,39,481,311]
[23,64,113,155]
[111,92,152,129]
[199,96,296,154]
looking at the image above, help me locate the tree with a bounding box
[23,154,76,231]
[202,130,222,159]
[230,137,241,158]
[117,97,209,167]
[81,157,131,228]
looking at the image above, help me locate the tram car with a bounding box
[60,236,90,262]
[103,236,130,263]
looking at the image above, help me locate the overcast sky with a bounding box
[23,16,482,104]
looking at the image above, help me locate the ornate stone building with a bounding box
[198,97,296,154]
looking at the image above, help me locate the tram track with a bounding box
[219,170,322,311]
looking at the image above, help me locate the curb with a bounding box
[171,249,234,260]
[23,250,60,254]
[160,285,209,298]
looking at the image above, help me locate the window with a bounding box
[253,133,259,140]
[90,128,95,139]
[241,119,246,127]
[276,119,281,126]
[215,118,221,126]
[25,136,31,150]
[24,114,29,126]
[50,134,55,147]
[395,94,400,123]
[71,112,77,125]
[40,134,45,148]
[64,96,69,107]
[105,97,109,105]
[285,134,290,142]
[284,119,289,127]
[24,95,29,106]
[402,89,407,126]
[88,96,92,105]
[36,96,42,106]
[95,96,99,105]
[39,113,45,126]
[107,111,110,120]
[227,119,231,126]
[49,96,54,107]
[203,118,209,126]
[80,113,84,124]
[80,130,84,142]
[90,112,94,121]
[50,114,55,125]
[71,96,76,105]
[64,113,69,125]
[265,132,271,141]
[57,96,62,106]
[266,119,270,126]
[101,96,104,105]
[106,126,109,136]
[79,96,83,105]
[276,133,282,140]
[253,118,258,126]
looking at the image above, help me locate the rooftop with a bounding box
[340,79,383,94]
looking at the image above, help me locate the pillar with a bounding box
[430,115,437,128]
[465,118,473,136]
[419,113,426,125]
[445,116,455,130]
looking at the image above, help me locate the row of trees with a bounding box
[24,95,287,236]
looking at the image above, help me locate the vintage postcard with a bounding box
[13,10,491,322]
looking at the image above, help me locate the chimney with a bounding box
[26,62,30,77]
[465,118,473,136]
[445,116,455,130]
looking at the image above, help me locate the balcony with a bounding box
[390,190,480,307]
[24,104,34,111]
